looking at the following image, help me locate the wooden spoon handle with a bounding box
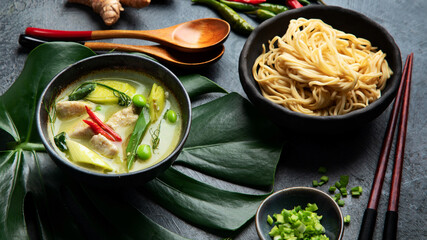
[25,27,170,43]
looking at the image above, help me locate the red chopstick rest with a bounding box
[25,27,93,41]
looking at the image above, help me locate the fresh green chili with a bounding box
[247,9,276,21]
[192,0,254,35]
[68,83,96,101]
[126,109,150,170]
[298,0,311,6]
[258,3,288,14]
[218,0,258,12]
[68,82,132,106]
[54,132,68,152]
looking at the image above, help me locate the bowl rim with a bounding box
[255,186,344,240]
[36,53,192,178]
[239,5,402,122]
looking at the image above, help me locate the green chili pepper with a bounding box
[247,8,276,21]
[218,0,258,12]
[298,0,311,6]
[258,3,288,14]
[68,83,96,101]
[126,108,151,170]
[54,132,68,152]
[192,0,254,35]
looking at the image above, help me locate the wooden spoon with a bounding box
[25,18,230,53]
[18,35,225,67]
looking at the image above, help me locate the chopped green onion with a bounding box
[337,199,345,207]
[344,215,351,224]
[320,175,329,183]
[339,175,349,187]
[318,166,327,174]
[267,203,329,239]
[267,215,273,225]
[340,187,348,197]
[329,186,337,193]
[351,186,363,193]
[313,180,319,187]
[335,181,342,188]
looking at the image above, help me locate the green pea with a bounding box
[166,109,177,123]
[132,94,147,107]
[137,144,151,160]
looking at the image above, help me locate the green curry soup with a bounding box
[48,71,182,174]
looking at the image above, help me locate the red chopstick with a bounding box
[358,53,414,240]
[383,53,413,240]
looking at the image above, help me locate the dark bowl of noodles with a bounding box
[239,5,402,134]
[36,53,191,187]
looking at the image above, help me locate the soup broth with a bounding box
[48,70,182,174]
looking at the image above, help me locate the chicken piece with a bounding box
[90,134,119,158]
[106,105,139,130]
[68,112,104,139]
[56,101,91,119]
[68,121,94,139]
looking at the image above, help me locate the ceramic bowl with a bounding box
[256,187,344,240]
[239,5,402,134]
[36,53,191,187]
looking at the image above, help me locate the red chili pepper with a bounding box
[85,106,122,142]
[286,0,303,8]
[228,0,266,4]
[83,119,116,141]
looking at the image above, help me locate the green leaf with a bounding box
[144,167,269,232]
[0,42,283,239]
[1,42,95,144]
[175,93,282,188]
[179,74,228,99]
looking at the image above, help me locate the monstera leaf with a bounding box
[0,42,283,239]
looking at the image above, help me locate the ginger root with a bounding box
[68,0,151,26]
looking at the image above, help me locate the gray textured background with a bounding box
[0,0,426,239]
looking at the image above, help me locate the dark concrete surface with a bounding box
[0,0,425,239]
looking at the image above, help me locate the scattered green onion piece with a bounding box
[329,186,337,193]
[351,186,363,193]
[340,187,348,197]
[335,181,342,188]
[335,193,341,200]
[339,175,349,187]
[337,199,345,207]
[313,180,319,187]
[318,166,327,174]
[320,175,329,183]
[318,181,326,186]
[351,191,361,197]
[344,215,351,224]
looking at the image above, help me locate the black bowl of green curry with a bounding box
[36,53,192,187]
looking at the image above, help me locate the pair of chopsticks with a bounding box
[358,53,414,240]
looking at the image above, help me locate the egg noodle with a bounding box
[252,18,393,116]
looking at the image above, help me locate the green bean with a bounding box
[54,132,68,152]
[258,3,288,14]
[126,108,150,170]
[68,83,96,101]
[192,0,254,35]
[218,0,258,12]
